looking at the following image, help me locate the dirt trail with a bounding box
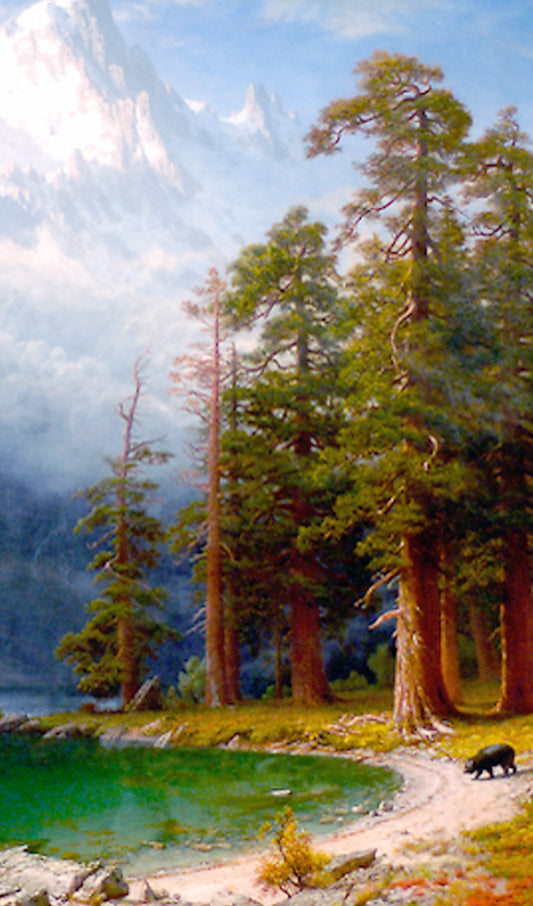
[126,751,533,903]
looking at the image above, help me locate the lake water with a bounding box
[0,736,400,876]
[0,689,117,717]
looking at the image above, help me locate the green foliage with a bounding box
[330,671,368,694]
[56,358,174,703]
[178,656,206,705]
[458,634,479,680]
[56,613,121,699]
[368,644,396,688]
[257,808,331,895]
[262,684,291,700]
[219,206,370,691]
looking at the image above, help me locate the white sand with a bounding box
[126,750,533,903]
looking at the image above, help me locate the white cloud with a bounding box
[114,0,212,23]
[259,0,451,39]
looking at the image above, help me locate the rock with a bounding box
[127,677,164,712]
[210,893,263,906]
[16,718,45,737]
[278,890,337,906]
[99,725,127,746]
[0,847,89,900]
[141,880,167,902]
[0,848,128,904]
[77,865,129,900]
[0,713,30,733]
[42,723,90,740]
[16,891,50,906]
[325,849,377,882]
[99,721,169,748]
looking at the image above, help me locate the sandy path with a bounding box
[126,750,533,903]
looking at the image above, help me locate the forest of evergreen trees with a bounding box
[58,52,533,736]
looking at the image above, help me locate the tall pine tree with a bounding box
[57,355,173,707]
[465,108,533,713]
[307,52,474,732]
[223,207,347,704]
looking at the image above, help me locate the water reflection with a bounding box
[0,737,401,875]
[0,689,118,716]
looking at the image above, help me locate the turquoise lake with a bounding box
[0,737,400,875]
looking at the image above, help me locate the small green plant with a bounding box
[368,644,395,688]
[178,656,206,704]
[257,807,331,896]
[330,670,368,694]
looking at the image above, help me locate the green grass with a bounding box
[38,687,398,751]
[432,681,533,761]
[36,680,533,757]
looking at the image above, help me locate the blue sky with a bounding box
[112,0,533,138]
[2,0,533,138]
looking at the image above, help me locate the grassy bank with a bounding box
[38,680,533,756]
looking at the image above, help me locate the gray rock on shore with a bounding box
[0,714,32,734]
[0,848,128,905]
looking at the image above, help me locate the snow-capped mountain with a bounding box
[0,0,339,493]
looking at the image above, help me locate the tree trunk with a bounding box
[393,532,456,734]
[290,591,332,705]
[393,582,428,734]
[205,276,229,706]
[274,625,285,699]
[116,362,143,708]
[117,610,138,707]
[440,540,462,704]
[116,519,138,707]
[497,526,533,713]
[469,602,499,683]
[393,126,457,734]
[496,442,533,714]
[224,589,241,704]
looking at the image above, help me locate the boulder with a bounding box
[0,848,86,901]
[277,890,337,906]
[0,848,128,904]
[16,718,45,737]
[15,892,50,906]
[127,677,164,712]
[76,865,129,900]
[210,893,263,906]
[325,849,377,882]
[42,723,90,740]
[0,714,30,733]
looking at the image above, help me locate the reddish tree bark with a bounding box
[497,527,533,713]
[496,444,533,714]
[204,272,231,707]
[224,586,241,703]
[290,590,332,705]
[393,532,456,733]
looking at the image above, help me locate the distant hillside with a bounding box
[0,475,201,693]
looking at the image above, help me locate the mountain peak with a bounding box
[226,83,298,156]
[0,0,322,493]
[0,0,186,171]
[9,0,123,67]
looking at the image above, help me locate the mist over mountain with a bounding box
[0,0,340,495]
[0,0,352,693]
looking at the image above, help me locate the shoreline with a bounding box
[126,749,533,903]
